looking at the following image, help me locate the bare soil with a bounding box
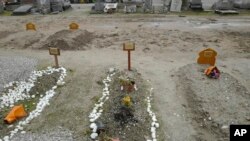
[97,70,151,141]
[0,72,60,139]
[0,6,250,141]
[175,64,250,141]
[40,29,97,50]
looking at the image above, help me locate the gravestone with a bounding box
[12,4,33,15]
[170,0,182,12]
[201,0,219,10]
[36,0,51,14]
[213,0,234,10]
[233,0,250,9]
[124,4,137,13]
[152,0,169,13]
[143,0,152,12]
[94,0,105,11]
[0,2,3,14]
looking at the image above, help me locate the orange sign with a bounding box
[197,48,217,66]
[26,23,36,31]
[4,104,27,124]
[69,23,79,30]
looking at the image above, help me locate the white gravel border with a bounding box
[88,70,115,140]
[0,67,67,141]
[146,88,159,141]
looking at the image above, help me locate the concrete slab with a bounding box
[13,4,33,15]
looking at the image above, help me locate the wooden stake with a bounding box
[128,50,131,71]
[54,55,59,68]
[123,42,135,71]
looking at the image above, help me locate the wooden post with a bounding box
[54,55,59,68]
[123,42,135,71]
[128,50,131,71]
[49,48,60,68]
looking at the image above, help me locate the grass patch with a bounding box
[0,71,61,139]
[0,11,12,16]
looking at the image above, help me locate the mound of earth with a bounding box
[175,64,250,141]
[40,29,97,50]
[0,72,60,139]
[97,70,152,141]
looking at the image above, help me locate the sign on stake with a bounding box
[69,22,79,30]
[49,48,60,68]
[123,42,135,71]
[26,23,36,31]
[197,48,217,66]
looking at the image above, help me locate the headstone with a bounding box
[152,0,169,13]
[143,0,152,12]
[26,23,36,31]
[233,0,250,9]
[170,0,182,12]
[36,0,51,14]
[0,1,4,14]
[94,0,105,11]
[201,0,219,10]
[213,0,233,10]
[104,3,118,13]
[13,5,33,15]
[124,4,137,13]
[69,23,79,30]
[123,0,143,5]
[197,48,217,66]
[50,0,63,12]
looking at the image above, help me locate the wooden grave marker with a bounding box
[123,42,135,71]
[49,48,60,68]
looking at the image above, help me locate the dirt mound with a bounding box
[175,64,250,141]
[0,72,60,139]
[96,70,153,141]
[40,29,96,50]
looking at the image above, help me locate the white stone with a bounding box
[90,123,97,129]
[90,133,98,139]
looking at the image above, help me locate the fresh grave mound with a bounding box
[0,67,67,140]
[40,29,97,50]
[0,72,60,139]
[175,64,250,141]
[91,69,155,141]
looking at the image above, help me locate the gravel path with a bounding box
[12,127,74,141]
[0,56,37,92]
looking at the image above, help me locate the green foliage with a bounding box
[0,11,12,16]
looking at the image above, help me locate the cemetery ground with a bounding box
[0,9,250,141]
